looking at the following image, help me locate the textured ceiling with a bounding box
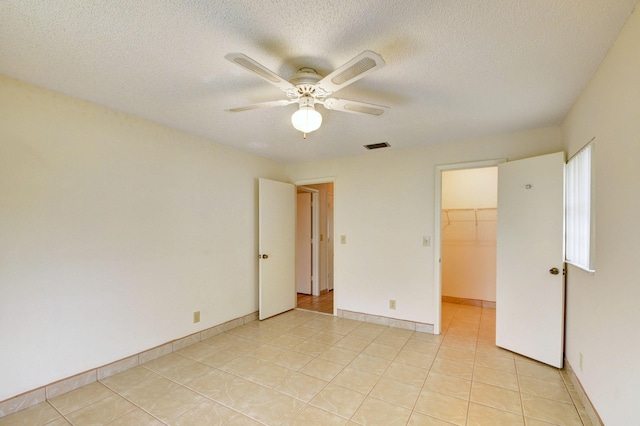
[1,1,637,163]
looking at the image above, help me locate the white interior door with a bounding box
[496,152,565,367]
[296,192,312,295]
[259,178,296,320]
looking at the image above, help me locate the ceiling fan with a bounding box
[225,50,389,136]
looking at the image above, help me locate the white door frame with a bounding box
[297,186,320,296]
[295,177,336,313]
[433,160,505,334]
[327,191,334,291]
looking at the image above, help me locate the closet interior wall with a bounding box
[442,207,497,305]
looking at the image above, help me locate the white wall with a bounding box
[441,168,497,301]
[561,7,640,425]
[286,127,563,324]
[442,167,498,210]
[0,76,285,401]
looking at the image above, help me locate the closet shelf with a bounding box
[442,208,497,227]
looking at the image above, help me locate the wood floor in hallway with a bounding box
[297,291,333,314]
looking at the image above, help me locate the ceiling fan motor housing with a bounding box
[289,68,325,98]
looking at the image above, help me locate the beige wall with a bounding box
[442,167,498,210]
[0,76,285,401]
[286,127,563,324]
[562,7,640,424]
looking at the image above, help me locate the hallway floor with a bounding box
[0,303,591,425]
[297,291,333,315]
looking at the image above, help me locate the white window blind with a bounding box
[565,142,595,272]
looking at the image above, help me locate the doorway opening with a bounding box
[295,182,334,314]
[440,167,498,333]
[434,159,503,334]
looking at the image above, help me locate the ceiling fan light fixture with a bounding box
[225,51,389,135]
[291,105,322,134]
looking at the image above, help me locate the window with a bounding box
[565,142,595,272]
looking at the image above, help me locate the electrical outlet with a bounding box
[193,311,200,323]
[580,352,584,371]
[389,300,396,309]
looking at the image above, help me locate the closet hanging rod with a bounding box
[441,207,497,226]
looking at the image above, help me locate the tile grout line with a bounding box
[468,306,484,424]
[419,304,478,424]
[96,374,167,425]
[170,315,364,424]
[114,329,303,424]
[466,305,482,425]
[1,306,590,425]
[44,400,72,426]
[296,319,424,424]
[305,319,388,423]
[409,311,445,424]
[405,337,434,424]
[335,322,395,424]
[358,326,417,425]
[178,308,568,425]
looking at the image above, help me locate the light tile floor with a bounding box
[0,303,592,425]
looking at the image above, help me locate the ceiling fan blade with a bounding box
[225,53,297,93]
[322,98,389,116]
[226,99,296,112]
[316,50,385,94]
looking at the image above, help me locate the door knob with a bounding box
[259,254,269,259]
[549,267,560,275]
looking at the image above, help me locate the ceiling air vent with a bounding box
[364,142,390,150]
